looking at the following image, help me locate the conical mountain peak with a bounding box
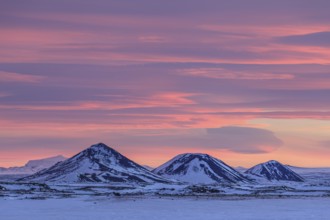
[20,143,169,184]
[153,153,248,184]
[245,160,304,182]
[81,143,119,157]
[265,160,280,165]
[89,142,111,150]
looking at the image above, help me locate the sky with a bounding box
[1,0,330,168]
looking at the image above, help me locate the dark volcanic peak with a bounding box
[75,143,140,169]
[153,153,248,184]
[245,160,304,182]
[19,143,169,184]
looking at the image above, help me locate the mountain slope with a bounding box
[0,155,66,175]
[153,153,248,184]
[245,160,304,182]
[19,143,169,184]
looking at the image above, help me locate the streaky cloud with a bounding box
[276,32,330,47]
[0,71,44,83]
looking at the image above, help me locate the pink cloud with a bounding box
[179,68,294,80]
[0,92,196,111]
[198,24,330,37]
[138,35,167,43]
[0,71,44,83]
[0,92,11,97]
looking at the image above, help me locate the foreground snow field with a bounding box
[1,197,329,220]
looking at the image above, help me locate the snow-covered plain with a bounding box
[1,197,330,220]
[1,169,330,220]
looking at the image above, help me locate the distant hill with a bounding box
[0,155,66,175]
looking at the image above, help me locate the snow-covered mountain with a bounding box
[0,155,66,175]
[19,143,170,184]
[153,153,248,184]
[245,160,304,182]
